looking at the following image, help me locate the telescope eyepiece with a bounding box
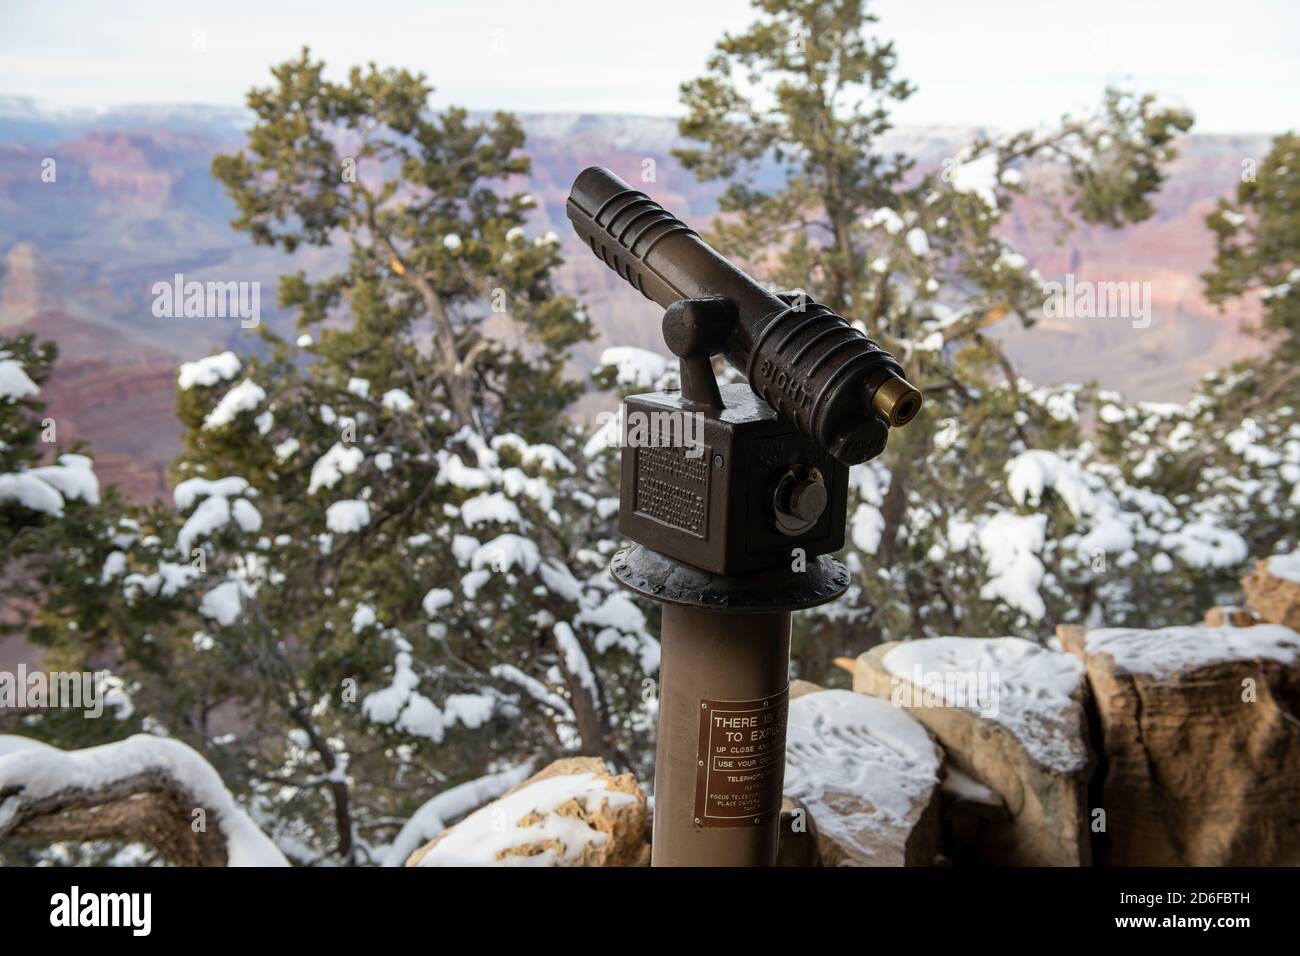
[868,373,924,428]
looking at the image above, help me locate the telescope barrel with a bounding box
[567,166,921,466]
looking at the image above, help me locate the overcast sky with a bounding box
[1,0,1295,133]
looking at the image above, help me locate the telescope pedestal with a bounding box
[612,544,846,866]
[653,605,790,866]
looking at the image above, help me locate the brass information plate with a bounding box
[693,687,789,829]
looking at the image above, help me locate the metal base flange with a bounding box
[610,544,849,613]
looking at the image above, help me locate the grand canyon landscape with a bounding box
[0,97,1267,502]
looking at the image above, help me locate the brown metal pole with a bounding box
[652,604,791,867]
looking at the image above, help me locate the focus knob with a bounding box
[773,466,827,536]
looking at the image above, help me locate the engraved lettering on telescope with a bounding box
[757,358,813,410]
[633,445,710,537]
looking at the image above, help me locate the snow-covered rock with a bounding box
[783,689,943,866]
[381,763,534,867]
[937,765,1011,866]
[1058,621,1300,865]
[405,757,649,866]
[852,637,1093,865]
[0,734,286,866]
[1203,605,1259,628]
[776,797,822,866]
[1242,554,1300,630]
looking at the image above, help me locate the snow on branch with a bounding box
[490,663,576,722]
[554,621,598,703]
[0,735,287,866]
[0,454,99,517]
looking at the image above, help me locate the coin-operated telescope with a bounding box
[568,167,922,866]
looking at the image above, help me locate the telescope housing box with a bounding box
[619,383,848,576]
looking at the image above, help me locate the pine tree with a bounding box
[18,52,659,865]
[1,334,123,647]
[676,0,1211,672]
[1094,130,1300,588]
[1,334,60,550]
[1,335,141,793]
[1086,131,1300,622]
[1204,131,1299,361]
